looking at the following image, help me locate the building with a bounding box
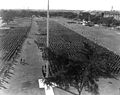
[103,11,120,20]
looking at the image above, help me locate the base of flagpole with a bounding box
[38,79,55,95]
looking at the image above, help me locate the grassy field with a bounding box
[36,19,119,62]
[0,17,45,95]
[1,16,120,95]
[0,19,31,84]
[52,17,120,55]
[36,18,120,95]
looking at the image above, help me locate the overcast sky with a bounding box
[0,0,120,11]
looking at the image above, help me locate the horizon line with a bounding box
[0,8,120,12]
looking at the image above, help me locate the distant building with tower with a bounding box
[103,6,120,20]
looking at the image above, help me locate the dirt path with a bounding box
[0,17,45,95]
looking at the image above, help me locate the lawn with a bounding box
[36,19,119,62]
[0,17,47,95]
[36,18,120,95]
[52,17,120,55]
[1,17,120,95]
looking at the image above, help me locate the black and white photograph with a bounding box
[0,0,120,95]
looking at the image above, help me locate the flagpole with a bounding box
[47,0,49,47]
[46,0,49,78]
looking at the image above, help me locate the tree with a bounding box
[1,10,14,23]
[42,42,120,95]
[79,12,91,21]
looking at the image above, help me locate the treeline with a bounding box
[50,11,78,19]
[0,10,77,23]
[79,12,120,27]
[1,9,120,27]
[0,10,46,23]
